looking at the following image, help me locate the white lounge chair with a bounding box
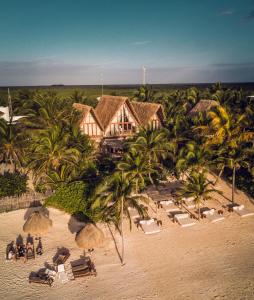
[233,205,254,217]
[161,200,179,212]
[174,213,196,227]
[139,219,161,234]
[127,207,140,219]
[202,209,224,223]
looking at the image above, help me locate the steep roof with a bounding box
[131,101,164,126]
[94,96,140,129]
[188,99,219,115]
[73,103,103,130]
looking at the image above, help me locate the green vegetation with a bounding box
[0,172,27,197]
[45,182,86,214]
[0,82,254,232]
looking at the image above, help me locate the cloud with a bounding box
[246,9,254,20]
[218,10,234,16]
[1,59,254,85]
[131,41,151,46]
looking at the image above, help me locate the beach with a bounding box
[0,177,254,300]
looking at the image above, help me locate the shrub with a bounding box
[0,172,27,198]
[45,182,87,214]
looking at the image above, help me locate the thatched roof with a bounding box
[74,96,165,131]
[189,99,219,115]
[95,95,141,129]
[73,103,103,130]
[131,101,164,126]
[23,211,52,235]
[75,223,104,249]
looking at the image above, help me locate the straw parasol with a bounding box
[23,211,52,235]
[75,223,104,250]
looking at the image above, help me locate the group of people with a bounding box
[6,235,43,262]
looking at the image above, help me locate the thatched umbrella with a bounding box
[75,223,104,250]
[23,211,52,235]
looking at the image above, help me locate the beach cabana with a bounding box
[23,211,52,235]
[233,205,254,217]
[174,213,196,227]
[201,208,224,223]
[139,219,161,234]
[75,223,104,251]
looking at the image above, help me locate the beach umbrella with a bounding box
[75,223,104,250]
[23,211,52,235]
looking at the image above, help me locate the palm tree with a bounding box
[92,172,148,265]
[201,106,254,202]
[176,141,212,178]
[0,119,26,171]
[177,171,222,220]
[117,147,153,193]
[28,125,81,185]
[130,127,173,184]
[133,85,156,102]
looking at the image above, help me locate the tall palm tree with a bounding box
[198,105,254,202]
[0,119,26,171]
[177,171,222,220]
[92,172,148,265]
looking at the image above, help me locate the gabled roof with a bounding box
[73,103,104,130]
[131,101,164,126]
[94,96,140,129]
[188,99,219,115]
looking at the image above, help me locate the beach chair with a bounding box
[181,197,196,209]
[26,243,35,260]
[233,205,254,217]
[139,219,161,234]
[29,270,54,286]
[174,213,196,227]
[201,208,224,223]
[71,257,97,278]
[53,248,70,265]
[127,207,140,219]
[160,200,179,212]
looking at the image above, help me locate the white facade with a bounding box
[80,111,102,136]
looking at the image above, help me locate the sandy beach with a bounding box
[0,177,254,300]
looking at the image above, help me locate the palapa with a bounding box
[23,211,52,235]
[75,223,104,249]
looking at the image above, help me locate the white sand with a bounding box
[0,177,254,300]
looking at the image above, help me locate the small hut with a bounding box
[75,224,104,250]
[188,99,219,116]
[23,211,52,235]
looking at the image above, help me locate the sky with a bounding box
[0,0,254,85]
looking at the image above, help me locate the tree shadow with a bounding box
[68,212,90,234]
[24,204,49,220]
[106,223,122,263]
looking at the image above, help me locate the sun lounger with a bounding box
[202,209,224,223]
[160,200,179,212]
[26,243,35,260]
[127,207,140,219]
[174,213,196,227]
[139,219,161,234]
[53,248,70,265]
[71,258,97,278]
[233,205,254,217]
[29,270,54,286]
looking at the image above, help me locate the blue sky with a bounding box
[0,0,254,85]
